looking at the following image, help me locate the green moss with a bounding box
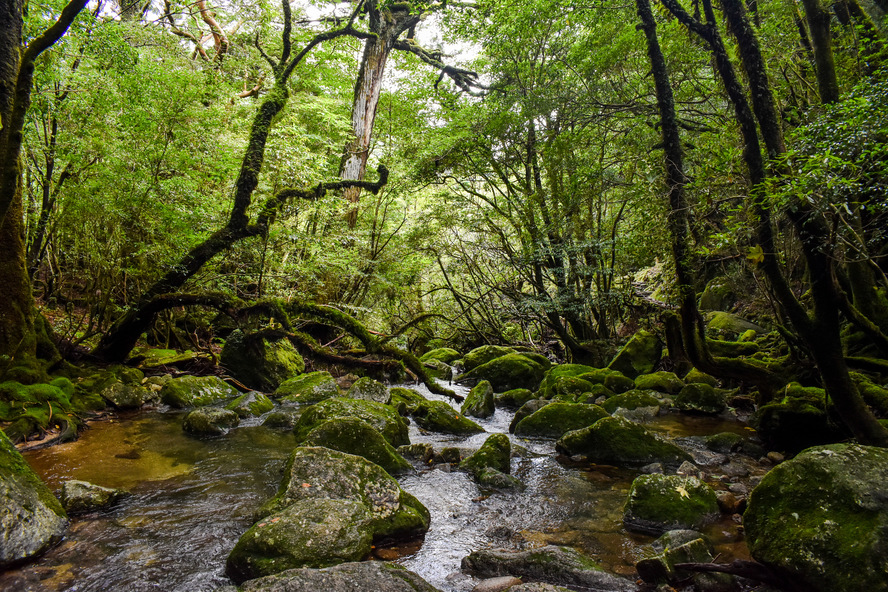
[674,383,726,414]
[634,371,684,395]
[461,345,516,371]
[683,368,718,387]
[161,375,239,408]
[704,432,744,453]
[537,364,600,398]
[575,384,615,403]
[389,387,427,415]
[603,371,635,394]
[706,338,759,357]
[495,388,536,410]
[293,398,409,446]
[624,474,719,535]
[301,418,412,475]
[274,371,340,405]
[412,400,484,435]
[419,347,461,364]
[459,354,547,392]
[549,376,595,402]
[226,392,274,418]
[607,330,663,378]
[460,433,511,477]
[601,389,661,414]
[556,415,692,467]
[514,402,608,438]
[461,380,494,418]
[0,429,66,518]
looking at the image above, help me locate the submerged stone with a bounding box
[743,444,888,592]
[0,430,68,569]
[182,407,239,436]
[60,480,128,515]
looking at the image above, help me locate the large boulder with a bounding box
[461,433,511,476]
[420,348,461,365]
[743,444,888,592]
[556,416,692,467]
[536,364,599,399]
[462,380,495,419]
[514,402,608,439]
[257,447,429,533]
[673,383,726,415]
[300,418,412,475]
[634,371,684,395]
[0,430,68,569]
[461,545,634,591]
[496,388,536,410]
[345,377,390,404]
[600,390,661,414]
[221,330,305,392]
[623,474,719,535]
[459,354,548,392]
[411,400,485,435]
[60,480,128,515]
[101,381,158,409]
[161,375,239,408]
[182,407,239,436]
[607,330,662,379]
[549,376,596,403]
[274,371,340,406]
[226,391,275,418]
[389,387,428,415]
[509,399,550,433]
[705,311,765,338]
[462,345,516,372]
[235,561,443,592]
[293,398,409,447]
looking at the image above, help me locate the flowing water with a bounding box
[1,383,755,591]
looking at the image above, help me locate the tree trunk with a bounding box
[799,0,840,104]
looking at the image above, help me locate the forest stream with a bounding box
[0,381,762,592]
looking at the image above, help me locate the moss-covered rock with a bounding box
[674,383,726,415]
[293,398,409,447]
[601,390,661,414]
[603,372,635,394]
[275,371,340,406]
[623,474,719,535]
[226,392,274,418]
[706,338,759,357]
[300,418,412,475]
[461,545,633,591]
[634,371,684,395]
[549,376,596,402]
[853,373,888,418]
[420,347,461,364]
[496,388,536,410]
[607,330,662,379]
[509,399,549,432]
[227,498,373,583]
[412,400,484,435]
[743,444,888,592]
[161,375,238,408]
[699,277,735,311]
[556,416,692,467]
[221,329,305,392]
[458,353,548,392]
[537,364,599,398]
[462,345,516,372]
[752,390,843,452]
[476,467,525,490]
[422,359,453,381]
[389,387,427,415]
[256,446,429,537]
[0,430,68,568]
[461,380,495,418]
[262,409,302,429]
[705,311,765,338]
[683,368,718,387]
[514,402,608,439]
[636,537,735,590]
[182,407,239,436]
[704,432,744,453]
[575,384,615,404]
[230,561,444,591]
[460,433,511,477]
[100,381,157,410]
[0,380,79,441]
[346,377,390,405]
[60,480,128,515]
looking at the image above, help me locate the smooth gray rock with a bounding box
[60,480,127,514]
[182,407,239,436]
[237,561,443,591]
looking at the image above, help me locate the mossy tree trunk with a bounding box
[0,0,87,364]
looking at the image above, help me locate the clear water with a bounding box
[2,383,755,591]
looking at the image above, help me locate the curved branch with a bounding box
[392,39,485,95]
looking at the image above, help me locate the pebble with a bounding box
[767,451,785,464]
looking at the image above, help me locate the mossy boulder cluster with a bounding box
[293,397,409,447]
[227,446,430,582]
[752,383,844,452]
[743,444,888,592]
[221,330,305,392]
[513,402,608,438]
[458,353,550,392]
[274,371,340,406]
[226,561,443,592]
[0,430,68,569]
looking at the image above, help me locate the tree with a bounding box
[0,0,87,369]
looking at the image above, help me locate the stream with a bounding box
[0,382,756,591]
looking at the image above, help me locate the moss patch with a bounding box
[623,474,719,535]
[514,402,609,438]
[293,398,409,447]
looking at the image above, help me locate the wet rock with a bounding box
[509,400,549,433]
[236,561,443,591]
[575,384,615,404]
[634,371,684,395]
[506,585,572,592]
[226,499,373,582]
[182,407,239,436]
[674,383,726,415]
[421,348,462,365]
[556,415,692,468]
[346,377,391,404]
[704,432,744,453]
[536,364,599,398]
[549,376,596,402]
[462,381,495,419]
[607,330,662,379]
[601,389,661,414]
[743,443,888,592]
[476,468,524,491]
[495,388,536,410]
[0,430,68,569]
[715,490,741,514]
[602,372,635,394]
[683,368,718,387]
[459,354,548,393]
[623,474,720,535]
[462,346,516,372]
[226,392,274,418]
[301,418,412,475]
[423,359,454,381]
[461,545,634,591]
[640,462,663,474]
[101,381,158,410]
[389,387,428,415]
[262,409,302,428]
[275,371,340,406]
[637,536,738,591]
[160,375,239,408]
[221,330,305,392]
[514,402,608,439]
[60,480,127,515]
[256,446,429,540]
[461,434,511,477]
[398,443,435,464]
[438,447,463,464]
[651,529,713,553]
[766,451,784,464]
[472,576,523,592]
[293,398,409,446]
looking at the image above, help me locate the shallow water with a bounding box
[2,384,755,591]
